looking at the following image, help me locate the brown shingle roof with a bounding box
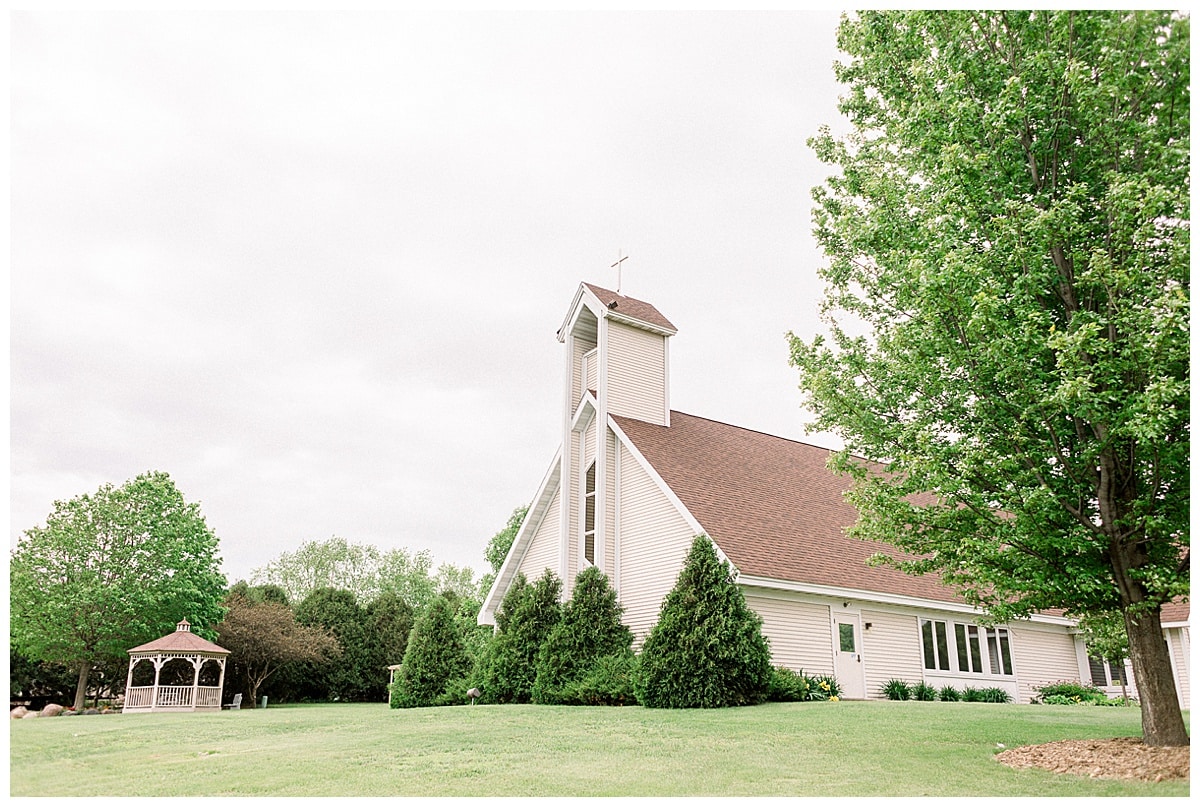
[612,411,967,605]
[583,283,677,334]
[127,621,229,655]
[1160,599,1190,624]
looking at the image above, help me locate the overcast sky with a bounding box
[11,10,853,585]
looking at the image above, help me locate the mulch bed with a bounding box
[996,736,1189,782]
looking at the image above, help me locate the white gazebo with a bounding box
[122,619,231,712]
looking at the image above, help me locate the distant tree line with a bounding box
[8,472,503,709]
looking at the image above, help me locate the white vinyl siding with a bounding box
[1009,623,1083,705]
[564,429,581,588]
[604,428,617,576]
[1166,627,1190,709]
[517,485,561,583]
[860,609,923,699]
[742,591,834,675]
[605,320,667,426]
[568,416,599,594]
[615,443,696,644]
[571,332,597,406]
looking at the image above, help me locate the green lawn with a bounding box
[9,700,1188,797]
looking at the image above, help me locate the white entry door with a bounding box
[833,613,866,699]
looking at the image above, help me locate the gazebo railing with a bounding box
[194,686,222,708]
[124,685,224,710]
[125,686,156,709]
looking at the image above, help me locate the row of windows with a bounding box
[920,619,1013,676]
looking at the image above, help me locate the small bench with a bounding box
[222,693,242,710]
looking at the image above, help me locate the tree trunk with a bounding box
[73,662,90,712]
[1123,606,1189,746]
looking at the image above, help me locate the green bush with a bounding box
[532,566,633,705]
[960,687,983,702]
[767,667,812,702]
[635,536,773,708]
[975,687,1013,703]
[1093,696,1138,707]
[476,570,563,704]
[881,679,912,701]
[1033,680,1105,704]
[912,682,938,701]
[390,596,470,708]
[559,651,639,706]
[938,685,961,702]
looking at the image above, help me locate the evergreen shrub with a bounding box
[390,596,470,708]
[476,570,562,704]
[635,535,773,708]
[532,566,634,704]
[559,651,639,706]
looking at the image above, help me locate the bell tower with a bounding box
[555,282,677,590]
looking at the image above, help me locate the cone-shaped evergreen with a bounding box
[476,569,562,703]
[635,535,772,708]
[390,595,470,708]
[533,566,634,704]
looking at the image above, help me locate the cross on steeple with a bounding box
[611,251,628,294]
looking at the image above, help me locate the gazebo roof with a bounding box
[127,619,230,656]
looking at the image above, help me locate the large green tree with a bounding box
[294,588,375,701]
[10,471,228,711]
[790,11,1188,745]
[251,537,477,615]
[216,586,340,707]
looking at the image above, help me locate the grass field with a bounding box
[8,700,1188,797]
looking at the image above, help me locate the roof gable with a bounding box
[611,411,965,604]
[557,283,677,340]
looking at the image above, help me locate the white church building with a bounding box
[480,281,1190,706]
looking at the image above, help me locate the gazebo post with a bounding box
[152,658,162,711]
[190,659,201,708]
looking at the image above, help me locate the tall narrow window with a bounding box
[921,619,950,671]
[1088,655,1109,687]
[955,623,983,673]
[985,627,1013,675]
[583,462,596,565]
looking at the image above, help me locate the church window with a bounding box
[583,462,596,565]
[920,619,950,671]
[954,623,983,673]
[984,627,1013,675]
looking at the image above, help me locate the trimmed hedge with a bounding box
[635,535,773,708]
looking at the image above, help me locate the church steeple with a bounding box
[557,282,676,427]
[554,281,676,590]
